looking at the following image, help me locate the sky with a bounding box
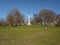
[0,0,60,19]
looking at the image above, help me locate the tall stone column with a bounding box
[27,13,31,25]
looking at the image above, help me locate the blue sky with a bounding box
[0,0,60,19]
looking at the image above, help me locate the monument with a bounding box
[27,13,31,25]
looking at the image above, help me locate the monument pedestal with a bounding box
[27,22,31,25]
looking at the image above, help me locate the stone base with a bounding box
[27,23,31,25]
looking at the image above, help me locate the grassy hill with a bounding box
[0,25,60,45]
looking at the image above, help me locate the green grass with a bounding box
[0,25,60,45]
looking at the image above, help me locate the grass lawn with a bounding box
[0,25,60,45]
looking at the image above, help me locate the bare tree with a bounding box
[0,19,6,26]
[6,8,25,26]
[32,9,56,25]
[31,14,42,25]
[56,14,60,26]
[40,9,56,24]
